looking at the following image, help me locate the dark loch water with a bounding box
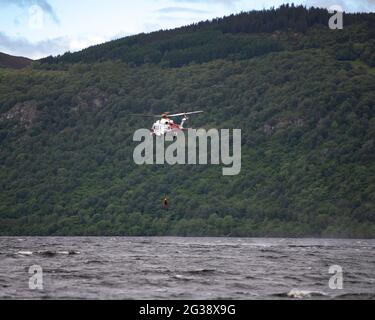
[0,237,374,299]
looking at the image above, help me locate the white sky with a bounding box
[0,0,374,59]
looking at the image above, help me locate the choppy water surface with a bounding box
[0,237,374,299]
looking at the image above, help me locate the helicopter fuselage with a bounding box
[150,116,187,136]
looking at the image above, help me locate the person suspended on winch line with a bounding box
[163,196,169,209]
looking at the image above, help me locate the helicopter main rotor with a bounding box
[129,111,203,118]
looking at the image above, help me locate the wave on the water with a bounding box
[185,269,217,275]
[334,293,375,299]
[16,250,80,256]
[274,289,328,299]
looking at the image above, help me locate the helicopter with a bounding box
[130,111,204,136]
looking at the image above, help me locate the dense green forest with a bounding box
[0,5,374,237]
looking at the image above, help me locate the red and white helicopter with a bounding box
[131,111,204,136]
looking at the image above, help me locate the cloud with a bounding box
[157,6,209,14]
[171,0,240,6]
[69,35,108,52]
[172,0,375,11]
[0,0,59,23]
[110,30,133,41]
[0,31,68,59]
[303,0,375,12]
[0,32,111,59]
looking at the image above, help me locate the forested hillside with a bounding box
[0,5,374,237]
